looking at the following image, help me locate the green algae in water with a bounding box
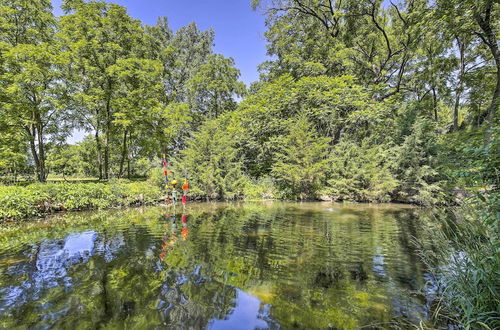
[0,202,434,329]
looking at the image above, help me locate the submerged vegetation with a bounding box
[0,0,498,328]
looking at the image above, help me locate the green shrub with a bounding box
[419,126,499,328]
[323,141,398,202]
[122,181,162,205]
[0,180,162,221]
[243,176,276,200]
[147,167,166,189]
[0,185,48,219]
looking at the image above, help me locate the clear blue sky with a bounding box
[52,0,269,86]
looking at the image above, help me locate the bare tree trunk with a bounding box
[453,37,465,132]
[475,0,499,128]
[118,129,128,178]
[95,129,103,180]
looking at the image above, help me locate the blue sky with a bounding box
[52,0,269,86]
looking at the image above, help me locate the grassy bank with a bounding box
[420,201,499,329]
[0,180,162,221]
[418,128,499,329]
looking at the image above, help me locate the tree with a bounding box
[144,20,215,104]
[46,144,82,179]
[59,0,144,179]
[177,116,247,200]
[0,117,27,181]
[271,115,329,199]
[0,0,69,182]
[187,54,246,119]
[108,58,164,178]
[253,0,428,100]
[435,0,499,131]
[144,20,223,154]
[394,117,444,205]
[233,74,384,177]
[325,141,398,202]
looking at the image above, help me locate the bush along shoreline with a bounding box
[0,177,441,222]
[0,180,162,221]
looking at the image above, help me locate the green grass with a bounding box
[419,202,499,329]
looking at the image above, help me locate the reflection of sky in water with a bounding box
[95,232,125,262]
[209,290,269,330]
[35,231,97,286]
[372,246,387,277]
[0,231,97,313]
[63,231,96,257]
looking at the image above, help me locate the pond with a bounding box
[0,202,436,329]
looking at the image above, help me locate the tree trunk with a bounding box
[118,129,128,178]
[36,121,47,182]
[432,87,438,122]
[95,129,103,180]
[27,125,41,182]
[27,111,47,182]
[475,0,499,127]
[104,82,111,180]
[104,129,110,180]
[452,37,465,132]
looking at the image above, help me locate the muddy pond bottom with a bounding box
[0,202,433,329]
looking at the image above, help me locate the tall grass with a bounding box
[419,201,499,329]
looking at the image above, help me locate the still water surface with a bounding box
[0,202,434,329]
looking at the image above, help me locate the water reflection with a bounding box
[209,290,273,330]
[0,202,433,328]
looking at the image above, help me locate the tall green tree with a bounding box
[59,0,144,179]
[187,54,246,119]
[176,116,247,200]
[46,144,82,179]
[435,0,499,127]
[0,0,69,182]
[271,115,329,199]
[253,0,428,99]
[145,20,215,104]
[108,58,163,177]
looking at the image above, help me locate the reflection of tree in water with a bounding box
[157,268,237,328]
[183,205,433,328]
[0,203,435,328]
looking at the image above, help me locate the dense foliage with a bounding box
[0,0,245,182]
[0,181,161,220]
[1,0,497,205]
